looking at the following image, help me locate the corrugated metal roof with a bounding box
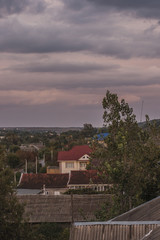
[69,223,160,240]
[74,221,160,226]
[96,133,109,140]
[112,196,160,221]
[69,196,160,240]
[143,226,160,239]
[17,194,108,223]
[18,173,69,189]
[69,170,105,185]
[16,189,41,195]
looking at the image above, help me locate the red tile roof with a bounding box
[68,170,105,185]
[18,173,69,189]
[58,145,92,161]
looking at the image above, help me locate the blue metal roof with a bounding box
[96,133,109,141]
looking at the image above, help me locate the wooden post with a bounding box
[36,156,38,174]
[71,193,74,223]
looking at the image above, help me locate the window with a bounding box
[80,162,87,168]
[82,155,89,159]
[65,162,74,168]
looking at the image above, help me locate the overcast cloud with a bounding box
[0,0,160,126]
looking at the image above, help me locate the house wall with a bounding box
[59,160,89,173]
[68,184,109,191]
[59,161,78,173]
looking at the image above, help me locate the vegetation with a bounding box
[94,90,160,220]
[33,223,70,240]
[0,150,70,239]
[0,151,34,239]
[64,188,105,195]
[0,124,99,173]
[2,91,160,233]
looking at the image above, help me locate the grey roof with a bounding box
[17,194,108,223]
[69,223,160,240]
[112,196,160,221]
[16,189,41,195]
[69,196,160,240]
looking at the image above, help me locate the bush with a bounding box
[64,188,104,195]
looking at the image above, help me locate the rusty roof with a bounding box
[69,170,105,185]
[18,173,69,189]
[58,145,92,161]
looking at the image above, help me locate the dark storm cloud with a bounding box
[1,16,160,59]
[87,0,160,9]
[0,19,90,53]
[64,0,160,18]
[0,0,46,17]
[1,68,160,92]
[8,62,118,73]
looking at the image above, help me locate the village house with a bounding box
[17,170,108,195]
[57,145,92,173]
[17,173,69,195]
[68,170,109,191]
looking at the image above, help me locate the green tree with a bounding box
[81,123,97,138]
[7,153,20,169]
[0,153,36,240]
[96,90,160,219]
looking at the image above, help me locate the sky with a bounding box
[0,0,160,127]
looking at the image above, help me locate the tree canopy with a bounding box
[95,90,160,219]
[0,150,36,239]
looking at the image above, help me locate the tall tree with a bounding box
[0,151,35,240]
[96,90,160,219]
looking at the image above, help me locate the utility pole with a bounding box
[36,156,38,174]
[14,171,16,184]
[140,100,144,122]
[25,159,28,173]
[51,150,53,162]
[43,153,45,166]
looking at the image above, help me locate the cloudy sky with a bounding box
[0,0,160,127]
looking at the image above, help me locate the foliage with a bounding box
[34,223,70,240]
[0,164,32,239]
[81,123,97,138]
[39,166,47,173]
[7,153,20,169]
[64,188,105,195]
[95,90,160,219]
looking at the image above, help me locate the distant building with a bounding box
[68,170,109,191]
[17,173,69,195]
[17,170,108,195]
[94,132,109,146]
[58,145,92,173]
[20,142,44,152]
[96,133,109,141]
